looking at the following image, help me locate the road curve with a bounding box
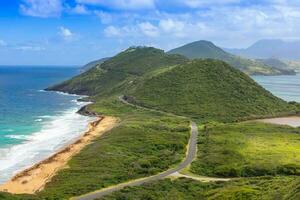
[72,96,198,200]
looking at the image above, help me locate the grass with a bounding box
[191,122,300,177]
[98,176,300,200]
[48,47,187,96]
[128,59,297,123]
[34,99,190,199]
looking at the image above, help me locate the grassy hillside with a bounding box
[100,177,300,200]
[48,47,187,96]
[81,57,110,72]
[127,59,297,122]
[191,122,300,177]
[168,40,291,75]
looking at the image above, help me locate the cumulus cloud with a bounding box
[183,0,240,8]
[15,45,45,51]
[139,22,159,37]
[58,27,74,40]
[95,11,113,24]
[104,26,122,37]
[76,0,155,10]
[0,40,7,46]
[70,4,90,15]
[20,0,63,18]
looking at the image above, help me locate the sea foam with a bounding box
[0,100,95,183]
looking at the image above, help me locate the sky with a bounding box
[0,0,300,66]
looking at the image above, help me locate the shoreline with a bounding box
[0,116,118,194]
[256,116,300,127]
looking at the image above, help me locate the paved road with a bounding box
[73,97,198,200]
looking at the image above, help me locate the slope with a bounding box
[47,47,188,96]
[81,57,110,72]
[126,59,297,122]
[168,40,290,75]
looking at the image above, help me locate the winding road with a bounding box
[72,96,199,200]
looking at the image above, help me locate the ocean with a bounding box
[252,74,300,102]
[0,66,94,183]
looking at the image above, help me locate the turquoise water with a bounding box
[0,66,94,183]
[252,74,300,102]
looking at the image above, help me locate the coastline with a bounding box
[0,116,118,194]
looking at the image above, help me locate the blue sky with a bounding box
[0,0,300,65]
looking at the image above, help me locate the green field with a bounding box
[98,176,300,200]
[191,122,300,177]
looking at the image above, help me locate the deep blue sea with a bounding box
[0,66,94,183]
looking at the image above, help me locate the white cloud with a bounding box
[139,22,159,37]
[183,0,240,8]
[95,11,113,24]
[70,4,90,15]
[20,0,63,18]
[0,40,7,46]
[58,27,74,40]
[15,45,45,51]
[159,19,185,35]
[76,0,155,10]
[104,26,122,37]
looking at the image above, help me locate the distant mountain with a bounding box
[167,40,291,75]
[227,39,300,60]
[81,57,110,72]
[127,59,297,122]
[256,58,296,75]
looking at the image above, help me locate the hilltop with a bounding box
[48,47,188,96]
[168,40,293,75]
[126,59,297,122]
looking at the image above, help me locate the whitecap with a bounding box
[0,100,95,183]
[5,135,29,140]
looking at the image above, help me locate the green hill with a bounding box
[126,59,297,122]
[168,40,291,75]
[256,58,296,75]
[47,47,188,96]
[81,57,110,72]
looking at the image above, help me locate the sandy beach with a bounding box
[257,116,300,127]
[0,116,118,194]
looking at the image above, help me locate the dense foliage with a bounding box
[48,47,187,96]
[128,59,297,122]
[99,177,300,200]
[191,122,300,177]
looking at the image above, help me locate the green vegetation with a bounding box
[191,122,300,177]
[0,193,38,200]
[168,40,291,75]
[34,100,190,199]
[81,57,111,72]
[256,58,296,75]
[2,46,299,200]
[48,47,187,96]
[128,59,297,123]
[99,176,300,200]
